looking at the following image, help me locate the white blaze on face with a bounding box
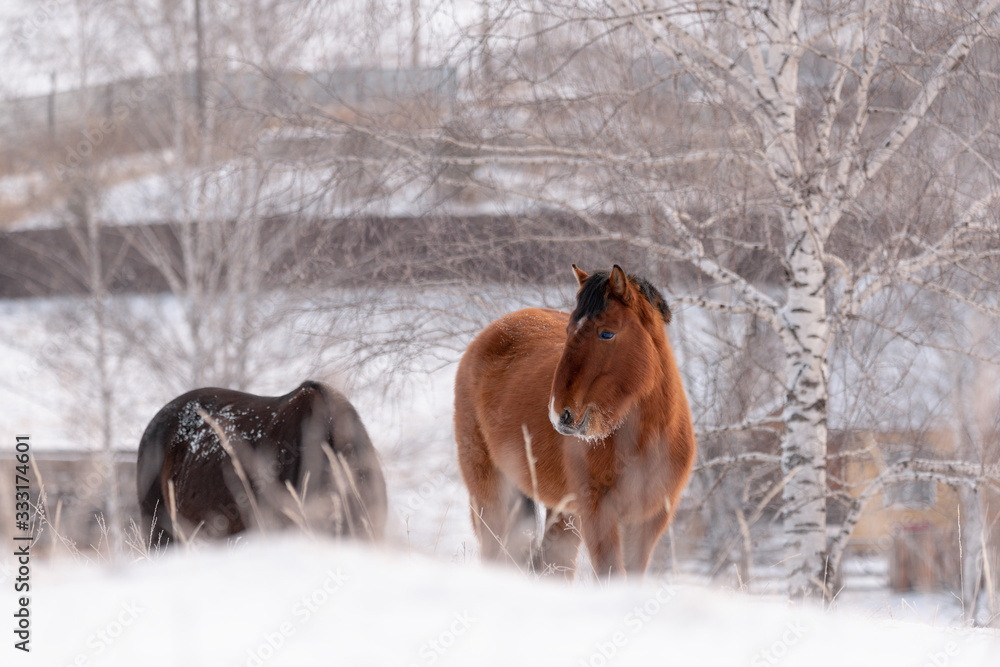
[572,315,587,336]
[548,396,561,430]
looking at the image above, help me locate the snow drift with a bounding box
[5,535,997,666]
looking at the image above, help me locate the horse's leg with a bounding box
[457,400,539,566]
[534,511,582,579]
[622,506,671,577]
[468,479,535,565]
[579,500,625,580]
[504,490,538,567]
[467,499,504,562]
[458,432,505,560]
[457,439,518,562]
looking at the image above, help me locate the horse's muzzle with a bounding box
[553,406,590,437]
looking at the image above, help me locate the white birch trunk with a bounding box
[777,226,830,598]
[959,486,985,622]
[952,335,994,623]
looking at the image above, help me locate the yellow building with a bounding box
[832,430,997,592]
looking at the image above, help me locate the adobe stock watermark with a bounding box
[409,610,476,667]
[54,78,157,183]
[12,0,61,44]
[873,521,906,554]
[57,600,144,667]
[232,567,350,667]
[921,635,963,667]
[579,580,677,667]
[749,617,808,667]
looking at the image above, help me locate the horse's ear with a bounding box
[572,264,589,287]
[609,265,631,303]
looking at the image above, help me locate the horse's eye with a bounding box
[599,330,616,340]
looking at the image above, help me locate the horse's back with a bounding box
[456,308,566,418]
[457,308,566,387]
[137,384,305,540]
[455,308,573,501]
[138,386,296,486]
[137,381,386,543]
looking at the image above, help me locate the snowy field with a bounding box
[3,536,999,667]
[1,289,998,664]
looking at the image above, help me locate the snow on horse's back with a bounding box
[136,380,387,548]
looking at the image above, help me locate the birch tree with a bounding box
[614,0,999,599]
[102,0,341,391]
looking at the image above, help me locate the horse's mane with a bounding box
[571,270,671,325]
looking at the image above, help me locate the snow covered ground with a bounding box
[3,535,998,667]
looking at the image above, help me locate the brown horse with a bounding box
[454,265,696,579]
[137,381,386,547]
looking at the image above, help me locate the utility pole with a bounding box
[194,0,206,138]
[411,0,421,68]
[48,71,57,141]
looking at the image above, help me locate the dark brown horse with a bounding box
[454,265,696,579]
[137,381,386,547]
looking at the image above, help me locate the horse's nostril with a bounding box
[560,409,574,426]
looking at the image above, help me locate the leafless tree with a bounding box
[0,0,359,553]
[92,0,347,392]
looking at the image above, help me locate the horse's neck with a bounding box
[633,349,682,439]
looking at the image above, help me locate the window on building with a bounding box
[882,478,937,508]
